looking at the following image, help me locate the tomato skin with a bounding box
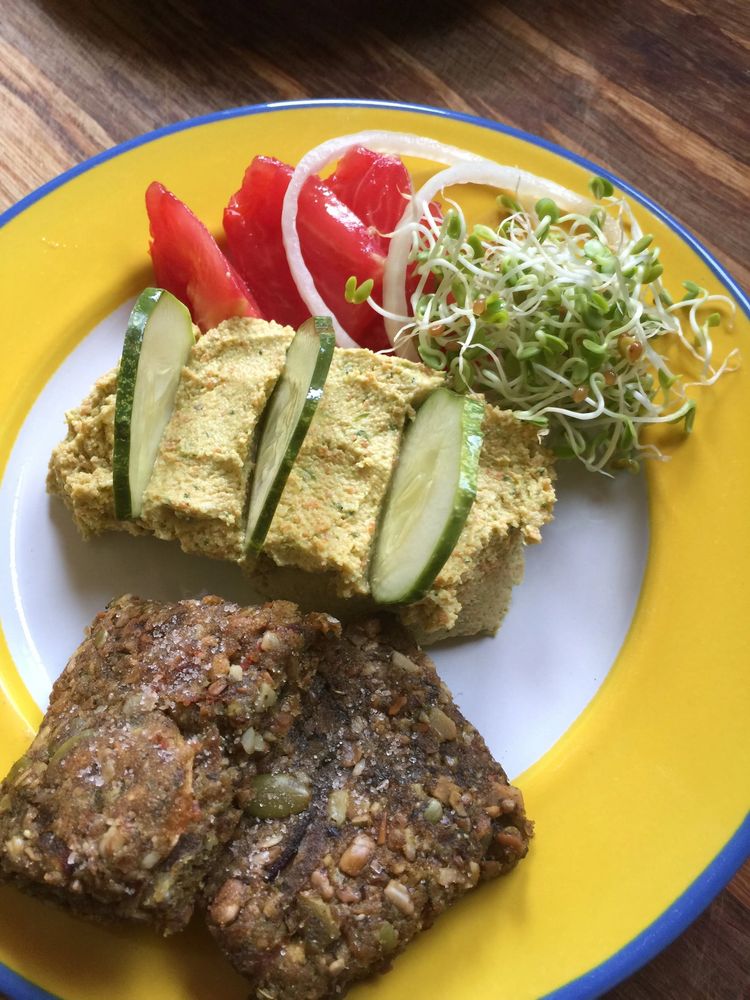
[225,157,391,351]
[145,181,262,333]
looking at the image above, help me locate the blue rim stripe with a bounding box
[0,99,747,1000]
[0,963,59,1000]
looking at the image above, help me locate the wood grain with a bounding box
[0,1,748,998]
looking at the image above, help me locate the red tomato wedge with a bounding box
[327,147,438,321]
[328,146,442,308]
[146,181,262,333]
[298,178,389,351]
[327,146,412,251]
[224,158,308,329]
[329,145,442,238]
[225,156,391,351]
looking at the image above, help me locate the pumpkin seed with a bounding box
[245,772,311,819]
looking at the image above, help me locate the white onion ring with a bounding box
[281,130,614,350]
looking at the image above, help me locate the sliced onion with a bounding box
[384,162,621,356]
[281,130,613,350]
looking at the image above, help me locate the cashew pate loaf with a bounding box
[47,317,555,642]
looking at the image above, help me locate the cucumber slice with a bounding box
[245,316,335,554]
[370,388,485,605]
[113,288,194,519]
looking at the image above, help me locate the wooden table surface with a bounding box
[1,0,748,997]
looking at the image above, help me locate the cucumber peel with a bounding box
[245,316,335,554]
[370,388,485,605]
[113,288,194,519]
